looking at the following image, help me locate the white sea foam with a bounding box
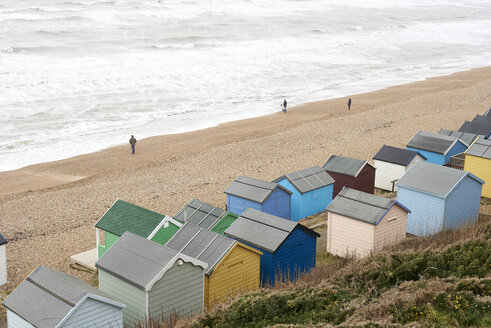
[1,0,491,171]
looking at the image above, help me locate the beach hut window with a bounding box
[387,217,398,222]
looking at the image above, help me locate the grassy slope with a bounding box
[186,217,491,328]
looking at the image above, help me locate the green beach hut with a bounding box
[95,199,182,257]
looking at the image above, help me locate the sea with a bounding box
[1,0,491,172]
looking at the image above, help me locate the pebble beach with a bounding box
[1,66,491,301]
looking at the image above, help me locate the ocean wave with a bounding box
[0,15,92,24]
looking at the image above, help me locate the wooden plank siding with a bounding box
[227,194,261,216]
[6,310,35,328]
[0,245,7,286]
[374,205,408,251]
[443,175,482,230]
[327,212,374,258]
[98,231,120,258]
[61,298,123,328]
[148,262,204,320]
[207,244,261,308]
[98,269,147,327]
[464,155,491,198]
[374,160,406,191]
[397,187,445,236]
[277,179,333,221]
[327,164,375,199]
[261,187,291,220]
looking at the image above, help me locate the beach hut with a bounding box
[484,107,491,117]
[96,232,207,326]
[459,121,491,138]
[322,155,376,198]
[396,161,484,236]
[326,188,410,258]
[0,233,7,286]
[224,208,319,286]
[406,130,468,165]
[464,137,491,198]
[174,198,226,229]
[272,165,334,221]
[210,211,239,235]
[438,129,481,148]
[165,222,262,309]
[224,175,292,219]
[95,199,181,257]
[372,145,426,192]
[3,265,125,328]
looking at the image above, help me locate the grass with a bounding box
[185,217,491,328]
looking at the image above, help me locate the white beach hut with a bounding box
[0,233,7,286]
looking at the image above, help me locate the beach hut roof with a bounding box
[224,175,292,204]
[466,136,491,159]
[173,198,225,229]
[322,155,375,177]
[224,208,319,253]
[438,129,481,147]
[272,165,334,193]
[96,232,206,291]
[372,145,426,166]
[406,130,461,155]
[2,265,124,328]
[484,107,491,117]
[94,199,165,238]
[326,188,410,225]
[396,161,484,198]
[166,222,247,275]
[458,121,491,136]
[211,212,239,235]
[0,233,7,246]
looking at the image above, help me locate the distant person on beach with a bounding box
[129,135,137,154]
[348,98,352,110]
[281,102,286,113]
[283,99,287,112]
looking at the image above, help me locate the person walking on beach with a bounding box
[281,102,286,113]
[283,99,287,112]
[348,98,352,110]
[129,135,137,154]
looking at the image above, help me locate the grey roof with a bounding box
[458,121,491,136]
[0,233,6,246]
[96,232,206,291]
[2,266,123,328]
[174,198,226,229]
[224,208,318,253]
[372,145,424,166]
[406,130,460,154]
[326,188,408,225]
[166,222,236,275]
[273,165,334,193]
[438,129,481,147]
[224,175,291,204]
[472,114,491,125]
[484,108,491,117]
[396,161,483,198]
[466,136,491,159]
[322,155,374,177]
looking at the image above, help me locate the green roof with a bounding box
[95,199,165,238]
[211,212,239,235]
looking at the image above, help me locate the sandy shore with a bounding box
[1,67,491,294]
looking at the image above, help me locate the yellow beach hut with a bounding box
[464,137,491,198]
[166,222,262,309]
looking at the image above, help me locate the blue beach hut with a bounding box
[224,175,292,219]
[396,161,484,236]
[273,166,334,221]
[406,130,467,165]
[224,208,319,286]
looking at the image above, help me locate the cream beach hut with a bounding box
[326,188,410,258]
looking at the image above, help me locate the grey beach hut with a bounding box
[96,231,207,327]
